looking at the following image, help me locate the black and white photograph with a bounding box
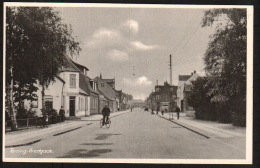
[2,3,253,164]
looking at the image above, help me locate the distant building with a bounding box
[94,76,117,112]
[177,75,191,111]
[129,99,146,108]
[154,81,177,112]
[146,81,177,112]
[177,70,199,114]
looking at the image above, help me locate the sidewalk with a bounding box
[5,110,130,147]
[157,112,246,138]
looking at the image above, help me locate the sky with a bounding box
[57,6,215,100]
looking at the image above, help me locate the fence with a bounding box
[5,115,64,132]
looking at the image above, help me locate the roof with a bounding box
[55,75,65,83]
[62,55,99,96]
[79,88,88,96]
[97,88,113,101]
[102,79,115,83]
[95,76,115,99]
[81,74,99,95]
[178,75,191,81]
[71,60,89,71]
[60,66,80,72]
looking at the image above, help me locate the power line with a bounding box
[174,9,202,55]
[172,9,201,54]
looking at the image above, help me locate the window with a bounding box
[101,83,104,87]
[156,88,160,92]
[31,99,38,108]
[61,96,65,107]
[79,97,85,111]
[70,74,76,88]
[156,95,160,100]
[78,97,81,110]
[85,98,88,110]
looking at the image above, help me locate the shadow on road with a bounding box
[57,149,112,158]
[81,143,113,146]
[95,134,121,140]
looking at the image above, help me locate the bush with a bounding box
[16,107,36,119]
[47,109,60,124]
[231,98,246,127]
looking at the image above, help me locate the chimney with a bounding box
[194,70,196,74]
[156,80,158,86]
[100,73,102,79]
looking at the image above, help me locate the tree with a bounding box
[201,9,247,126]
[6,7,81,130]
[188,77,217,121]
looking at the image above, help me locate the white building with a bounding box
[24,57,92,118]
[177,70,198,112]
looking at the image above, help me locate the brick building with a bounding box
[147,81,177,112]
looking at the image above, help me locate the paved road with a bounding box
[5,108,245,159]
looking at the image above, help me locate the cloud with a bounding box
[123,76,152,86]
[92,28,120,39]
[85,28,122,49]
[121,19,139,34]
[123,76,152,101]
[130,41,158,51]
[108,49,129,62]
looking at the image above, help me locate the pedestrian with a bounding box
[59,106,65,122]
[42,114,48,128]
[102,104,111,126]
[156,106,159,115]
[175,106,180,119]
[161,109,164,115]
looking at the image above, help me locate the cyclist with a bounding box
[102,104,110,126]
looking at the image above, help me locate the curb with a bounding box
[157,115,210,139]
[5,121,89,147]
[5,111,130,147]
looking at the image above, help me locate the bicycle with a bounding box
[37,116,49,128]
[100,117,111,128]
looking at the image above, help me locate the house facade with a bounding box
[177,75,191,111]
[73,61,99,115]
[94,76,116,112]
[177,70,198,113]
[23,57,133,118]
[116,90,131,111]
[24,76,65,117]
[152,81,178,112]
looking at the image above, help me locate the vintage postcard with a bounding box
[2,2,253,164]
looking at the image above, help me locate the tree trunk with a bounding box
[18,85,22,116]
[41,84,46,118]
[9,66,18,131]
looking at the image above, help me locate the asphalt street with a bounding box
[5,108,245,159]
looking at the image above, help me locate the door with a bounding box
[45,101,53,114]
[69,96,75,116]
[181,100,184,112]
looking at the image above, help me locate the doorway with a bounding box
[69,96,76,116]
[181,100,184,112]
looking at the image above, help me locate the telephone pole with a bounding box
[169,54,172,85]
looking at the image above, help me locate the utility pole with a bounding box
[169,54,172,85]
